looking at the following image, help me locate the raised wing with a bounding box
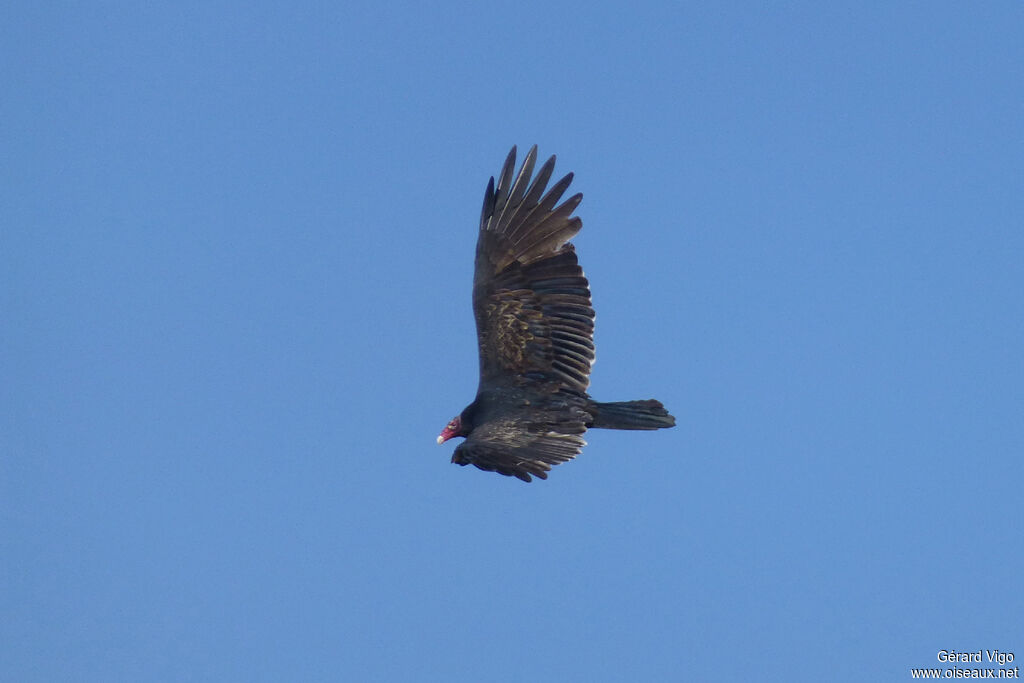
[472,146,596,393]
[451,412,587,482]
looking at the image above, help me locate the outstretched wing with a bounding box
[473,146,596,393]
[451,410,588,482]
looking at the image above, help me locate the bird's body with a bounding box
[438,146,675,481]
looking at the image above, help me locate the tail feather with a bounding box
[587,399,676,430]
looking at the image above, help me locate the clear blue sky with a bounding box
[3,3,1022,681]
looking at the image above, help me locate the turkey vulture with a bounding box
[437,146,676,481]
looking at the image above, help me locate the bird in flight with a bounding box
[437,146,676,481]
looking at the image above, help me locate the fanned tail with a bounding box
[586,400,676,430]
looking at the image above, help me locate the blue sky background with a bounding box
[3,3,1022,681]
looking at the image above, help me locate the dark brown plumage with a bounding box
[437,146,675,481]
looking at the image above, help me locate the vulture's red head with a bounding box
[436,416,463,444]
